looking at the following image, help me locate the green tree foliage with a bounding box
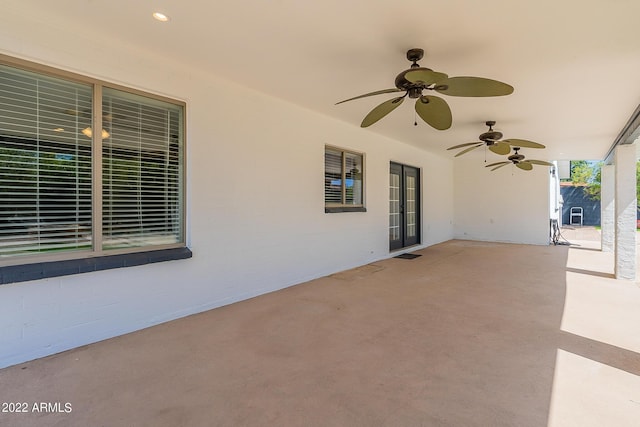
[570,160,601,200]
[570,160,640,202]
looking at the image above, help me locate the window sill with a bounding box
[325,206,367,213]
[0,247,193,286]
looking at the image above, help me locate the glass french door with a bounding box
[389,162,420,251]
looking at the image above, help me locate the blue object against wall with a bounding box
[560,186,600,226]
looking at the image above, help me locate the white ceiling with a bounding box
[9,0,640,161]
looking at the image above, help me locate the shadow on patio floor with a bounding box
[0,236,639,427]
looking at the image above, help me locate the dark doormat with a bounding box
[394,253,422,259]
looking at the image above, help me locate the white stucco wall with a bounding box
[453,150,550,245]
[0,12,454,367]
[614,144,637,280]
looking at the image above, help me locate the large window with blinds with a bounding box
[0,58,185,269]
[324,146,365,213]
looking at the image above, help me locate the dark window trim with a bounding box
[0,247,192,285]
[325,206,367,213]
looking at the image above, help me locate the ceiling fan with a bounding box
[447,121,545,157]
[336,48,513,130]
[486,147,553,171]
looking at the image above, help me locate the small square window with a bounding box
[324,146,365,213]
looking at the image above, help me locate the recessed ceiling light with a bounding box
[53,127,64,132]
[152,12,170,22]
[82,127,110,139]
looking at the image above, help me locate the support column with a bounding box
[601,164,615,252]
[614,144,636,280]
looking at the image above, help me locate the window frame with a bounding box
[0,54,189,276]
[324,145,366,213]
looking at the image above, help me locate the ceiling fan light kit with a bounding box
[336,49,514,130]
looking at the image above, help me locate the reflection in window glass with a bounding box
[345,152,362,205]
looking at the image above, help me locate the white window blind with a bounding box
[102,88,183,250]
[0,64,93,258]
[324,148,343,204]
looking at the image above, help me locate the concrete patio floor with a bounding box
[1,229,639,426]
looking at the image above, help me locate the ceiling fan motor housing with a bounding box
[395,67,434,95]
[508,152,525,162]
[479,130,503,144]
[395,49,433,97]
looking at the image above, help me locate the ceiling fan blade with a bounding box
[414,95,452,130]
[516,162,534,171]
[488,141,511,155]
[435,76,514,97]
[454,143,483,157]
[404,69,448,85]
[486,161,509,167]
[502,138,545,149]
[447,141,483,150]
[526,159,553,166]
[360,96,405,127]
[336,88,404,105]
[489,162,510,171]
